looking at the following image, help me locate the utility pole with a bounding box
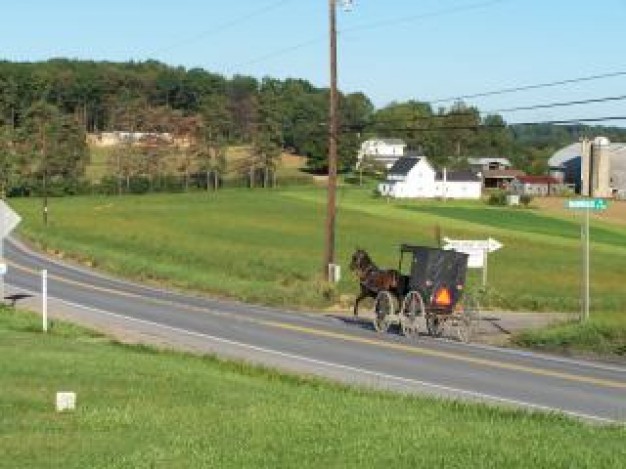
[323,0,339,281]
[40,124,49,227]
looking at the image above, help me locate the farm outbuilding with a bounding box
[510,175,562,196]
[356,138,408,169]
[549,139,626,198]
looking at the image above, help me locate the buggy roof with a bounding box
[399,244,469,294]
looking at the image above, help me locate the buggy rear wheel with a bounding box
[400,291,424,339]
[373,291,394,333]
[457,294,481,343]
[426,313,445,337]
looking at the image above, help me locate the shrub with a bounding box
[487,190,507,206]
[520,194,533,207]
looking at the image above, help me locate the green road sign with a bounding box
[566,199,608,210]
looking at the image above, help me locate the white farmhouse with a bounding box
[378,157,482,199]
[357,138,407,169]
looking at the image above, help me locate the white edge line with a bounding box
[8,237,626,375]
[430,334,626,374]
[20,288,622,426]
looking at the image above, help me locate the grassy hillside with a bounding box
[2,307,624,468]
[9,187,626,316]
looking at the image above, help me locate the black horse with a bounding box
[349,248,403,317]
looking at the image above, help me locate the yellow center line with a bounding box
[8,260,626,390]
[258,320,626,390]
[7,261,235,319]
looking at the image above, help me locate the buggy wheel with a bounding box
[426,313,445,338]
[457,295,481,343]
[373,291,394,333]
[400,291,424,339]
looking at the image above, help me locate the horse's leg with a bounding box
[353,288,367,317]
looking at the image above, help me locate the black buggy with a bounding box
[372,244,480,343]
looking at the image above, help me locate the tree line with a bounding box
[2,58,626,196]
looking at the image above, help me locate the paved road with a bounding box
[4,238,625,424]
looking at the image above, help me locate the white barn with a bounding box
[378,157,482,199]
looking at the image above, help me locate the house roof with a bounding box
[482,169,526,179]
[435,170,481,182]
[388,157,421,176]
[467,157,511,166]
[516,175,560,185]
[377,138,406,146]
[363,138,406,146]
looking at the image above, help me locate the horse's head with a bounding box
[350,248,373,276]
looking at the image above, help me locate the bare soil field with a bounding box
[534,197,626,226]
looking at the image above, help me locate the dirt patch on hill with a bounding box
[280,153,306,169]
[534,197,626,226]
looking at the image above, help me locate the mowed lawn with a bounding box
[8,187,626,313]
[1,307,625,469]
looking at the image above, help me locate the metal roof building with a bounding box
[548,142,626,197]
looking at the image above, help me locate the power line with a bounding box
[230,37,323,70]
[510,116,626,126]
[487,94,626,114]
[341,116,626,133]
[430,70,626,104]
[344,95,626,128]
[230,0,510,71]
[149,0,295,57]
[82,115,626,144]
[342,0,508,35]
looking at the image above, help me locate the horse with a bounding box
[349,248,403,317]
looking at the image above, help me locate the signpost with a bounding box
[0,200,22,304]
[443,237,503,286]
[566,198,608,321]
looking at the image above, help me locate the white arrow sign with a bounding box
[442,237,503,254]
[0,200,21,238]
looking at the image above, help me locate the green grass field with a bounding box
[1,307,624,468]
[9,186,626,314]
[513,312,626,356]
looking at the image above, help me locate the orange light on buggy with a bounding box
[434,287,452,307]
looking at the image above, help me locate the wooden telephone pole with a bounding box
[323,0,339,281]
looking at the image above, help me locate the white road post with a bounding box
[42,269,48,332]
[482,248,488,287]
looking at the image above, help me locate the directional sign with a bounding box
[443,237,503,270]
[0,200,21,238]
[567,199,608,211]
[442,237,503,254]
[461,250,486,269]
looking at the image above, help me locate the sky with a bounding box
[2,0,626,126]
